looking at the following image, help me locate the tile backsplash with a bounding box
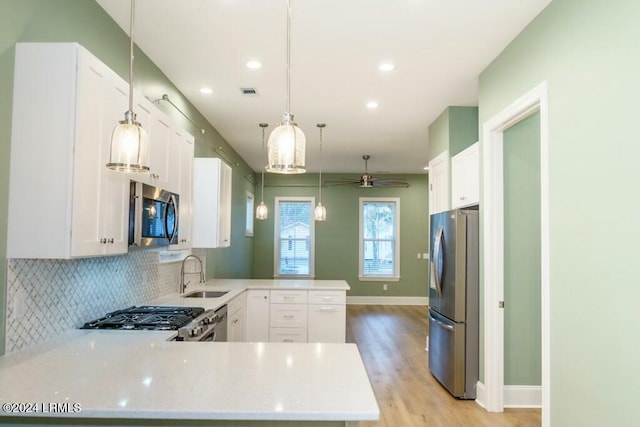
[4,250,197,353]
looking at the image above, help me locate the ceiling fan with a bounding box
[328,155,409,188]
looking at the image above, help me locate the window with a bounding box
[274,197,315,277]
[359,197,400,280]
[245,192,254,236]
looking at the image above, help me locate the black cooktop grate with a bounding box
[81,306,205,330]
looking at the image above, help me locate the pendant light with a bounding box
[256,123,269,220]
[106,0,150,172]
[314,123,327,221]
[266,0,306,174]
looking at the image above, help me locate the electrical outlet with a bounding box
[423,252,429,260]
[383,284,388,291]
[417,253,421,259]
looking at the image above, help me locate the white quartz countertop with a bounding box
[153,278,350,310]
[0,279,378,422]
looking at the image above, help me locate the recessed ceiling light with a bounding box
[200,87,213,95]
[379,63,395,72]
[366,101,379,109]
[246,60,262,69]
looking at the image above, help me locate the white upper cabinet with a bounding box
[169,129,195,250]
[8,43,129,258]
[192,158,232,248]
[428,151,450,215]
[451,142,480,209]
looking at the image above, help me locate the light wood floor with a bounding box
[345,305,540,427]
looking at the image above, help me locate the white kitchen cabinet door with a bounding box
[308,304,347,343]
[428,151,450,215]
[245,290,270,342]
[169,129,195,250]
[307,290,346,343]
[8,43,128,258]
[451,142,480,208]
[227,292,247,342]
[192,158,232,248]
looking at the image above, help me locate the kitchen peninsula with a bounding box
[0,279,379,426]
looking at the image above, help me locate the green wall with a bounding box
[449,106,479,156]
[0,0,255,354]
[503,113,541,386]
[427,106,478,161]
[479,0,640,424]
[253,173,429,297]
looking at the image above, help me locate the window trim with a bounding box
[273,196,316,278]
[358,197,401,281]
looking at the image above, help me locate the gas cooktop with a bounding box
[81,306,205,331]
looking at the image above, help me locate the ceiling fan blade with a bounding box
[371,179,410,188]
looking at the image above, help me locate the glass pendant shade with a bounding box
[107,112,150,172]
[256,201,269,220]
[314,202,326,221]
[267,114,306,174]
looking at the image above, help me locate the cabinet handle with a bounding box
[319,306,336,312]
[99,238,106,244]
[284,315,295,320]
[321,296,333,301]
[284,296,294,300]
[108,238,114,244]
[233,319,239,324]
[283,339,294,343]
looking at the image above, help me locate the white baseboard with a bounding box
[504,385,542,408]
[346,296,428,305]
[475,382,542,410]
[475,381,487,409]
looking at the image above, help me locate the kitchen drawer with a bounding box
[270,290,308,304]
[269,327,307,343]
[270,303,307,328]
[308,290,346,305]
[227,291,246,316]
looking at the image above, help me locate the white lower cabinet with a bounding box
[245,290,270,342]
[269,328,307,343]
[270,303,308,329]
[227,291,246,342]
[308,291,347,343]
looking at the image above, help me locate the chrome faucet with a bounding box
[180,254,205,294]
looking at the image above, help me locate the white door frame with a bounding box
[481,81,550,427]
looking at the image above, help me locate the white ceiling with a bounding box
[96,0,551,174]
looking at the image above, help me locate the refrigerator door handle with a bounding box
[429,310,454,331]
[432,226,444,297]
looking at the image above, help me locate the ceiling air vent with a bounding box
[240,87,259,96]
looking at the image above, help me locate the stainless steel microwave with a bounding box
[129,181,179,247]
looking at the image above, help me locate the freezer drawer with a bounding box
[428,309,475,399]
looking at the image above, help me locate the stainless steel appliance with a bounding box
[81,305,228,342]
[129,181,179,247]
[175,305,227,342]
[429,208,479,399]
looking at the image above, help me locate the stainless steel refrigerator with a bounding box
[428,208,479,399]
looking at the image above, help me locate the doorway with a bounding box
[481,82,550,427]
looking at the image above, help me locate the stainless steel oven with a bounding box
[129,181,179,247]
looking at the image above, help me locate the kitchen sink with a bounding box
[182,290,229,298]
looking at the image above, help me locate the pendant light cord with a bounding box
[286,0,291,115]
[260,123,269,200]
[128,0,135,114]
[317,123,326,204]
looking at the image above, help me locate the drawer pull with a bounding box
[283,339,294,343]
[319,306,336,312]
[284,315,295,320]
[321,296,333,301]
[283,296,294,300]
